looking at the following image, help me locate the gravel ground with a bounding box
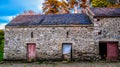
[0,62,120,67]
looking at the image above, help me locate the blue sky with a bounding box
[0,0,44,29]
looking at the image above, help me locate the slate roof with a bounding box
[6,13,93,26]
[90,8,120,18]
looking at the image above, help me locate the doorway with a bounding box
[62,43,72,60]
[27,43,36,62]
[99,42,107,60]
[99,42,119,61]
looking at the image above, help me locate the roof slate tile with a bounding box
[6,13,93,26]
[90,8,120,17]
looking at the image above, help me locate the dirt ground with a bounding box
[0,62,120,67]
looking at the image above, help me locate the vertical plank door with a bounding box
[27,43,36,62]
[107,42,118,61]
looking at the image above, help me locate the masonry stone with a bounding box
[4,26,98,60]
[4,8,120,61]
[4,20,120,60]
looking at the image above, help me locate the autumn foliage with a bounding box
[42,0,88,14]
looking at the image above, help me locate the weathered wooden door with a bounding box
[107,42,118,61]
[62,43,72,60]
[27,43,36,62]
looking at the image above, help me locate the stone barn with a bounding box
[4,8,120,62]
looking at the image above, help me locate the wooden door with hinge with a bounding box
[107,42,119,61]
[27,43,36,62]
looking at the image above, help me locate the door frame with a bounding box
[62,43,72,60]
[26,43,36,62]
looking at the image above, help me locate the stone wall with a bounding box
[93,18,120,59]
[4,25,98,61]
[94,18,120,41]
[4,17,120,61]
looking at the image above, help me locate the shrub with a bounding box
[0,30,4,61]
[0,41,4,61]
[107,4,120,8]
[92,0,110,7]
[0,30,4,36]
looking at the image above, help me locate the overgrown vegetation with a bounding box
[92,0,110,7]
[107,4,120,8]
[92,0,120,7]
[0,30,4,61]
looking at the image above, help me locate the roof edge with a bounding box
[94,16,120,18]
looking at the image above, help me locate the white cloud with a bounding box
[15,0,45,13]
[0,16,15,21]
[0,16,16,29]
[36,0,45,13]
[0,23,7,29]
